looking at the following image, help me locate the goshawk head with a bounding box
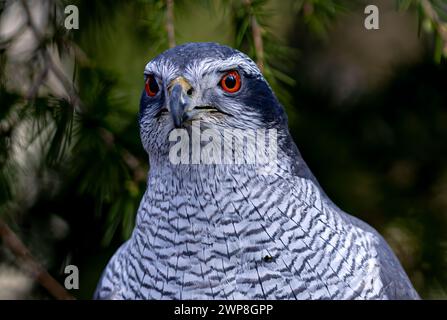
[139,42,288,158]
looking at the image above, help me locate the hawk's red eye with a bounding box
[220,71,241,93]
[145,75,159,97]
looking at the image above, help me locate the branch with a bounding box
[421,0,447,54]
[0,219,75,300]
[20,0,146,184]
[0,22,27,49]
[166,0,176,48]
[251,15,264,72]
[302,1,314,17]
[243,0,264,72]
[19,0,82,112]
[421,0,441,22]
[16,0,147,253]
[26,53,49,100]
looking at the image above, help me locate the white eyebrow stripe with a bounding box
[144,58,178,82]
[185,55,261,78]
[143,53,262,84]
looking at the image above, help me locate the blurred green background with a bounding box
[0,0,446,299]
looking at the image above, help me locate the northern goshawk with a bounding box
[94,42,419,300]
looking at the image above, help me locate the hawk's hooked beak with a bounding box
[168,77,192,128]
